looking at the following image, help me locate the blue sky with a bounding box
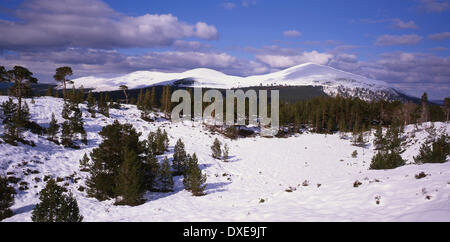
[0,0,449,99]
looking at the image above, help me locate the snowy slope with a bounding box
[1,96,450,222]
[71,63,400,101]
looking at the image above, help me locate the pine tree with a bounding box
[153,128,169,155]
[86,91,96,118]
[183,153,206,196]
[54,66,72,100]
[159,157,174,192]
[114,148,144,206]
[79,153,90,170]
[414,134,449,164]
[137,89,144,110]
[211,138,222,159]
[373,124,384,150]
[150,87,156,109]
[87,120,144,201]
[143,147,159,191]
[31,179,83,222]
[222,143,229,162]
[61,121,74,147]
[173,138,187,175]
[70,105,87,145]
[370,124,406,169]
[0,175,15,221]
[47,113,59,142]
[141,89,152,120]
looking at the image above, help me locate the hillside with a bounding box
[1,96,449,222]
[71,63,402,101]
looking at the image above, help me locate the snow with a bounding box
[71,63,398,99]
[1,96,450,222]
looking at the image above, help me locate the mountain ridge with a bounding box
[71,63,403,101]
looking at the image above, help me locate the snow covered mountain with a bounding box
[72,63,402,101]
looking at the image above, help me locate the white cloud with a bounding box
[428,32,450,41]
[283,30,302,38]
[391,19,418,29]
[255,50,333,68]
[0,0,219,50]
[222,2,236,10]
[375,34,423,46]
[417,0,449,13]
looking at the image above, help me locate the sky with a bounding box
[0,0,449,99]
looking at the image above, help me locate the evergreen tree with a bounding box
[120,85,129,104]
[222,143,230,162]
[420,92,429,123]
[183,153,206,196]
[47,113,59,142]
[414,134,449,164]
[54,66,72,100]
[79,153,90,170]
[370,124,406,169]
[173,138,187,175]
[143,147,159,191]
[211,138,222,159]
[87,120,144,201]
[86,91,96,118]
[373,124,384,150]
[150,87,156,109]
[31,179,83,222]
[153,128,169,155]
[0,175,15,221]
[70,105,87,145]
[114,148,144,206]
[159,156,174,192]
[61,121,74,147]
[141,89,152,120]
[137,89,144,110]
[2,66,38,116]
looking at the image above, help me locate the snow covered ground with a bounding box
[1,96,449,222]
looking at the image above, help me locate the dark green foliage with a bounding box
[86,91,96,118]
[370,152,406,170]
[31,179,83,222]
[1,98,35,145]
[211,138,222,159]
[79,153,90,170]
[370,124,406,170]
[183,153,207,196]
[60,102,87,147]
[114,148,144,206]
[87,120,145,204]
[279,95,446,134]
[222,143,229,162]
[140,89,153,120]
[159,157,174,192]
[0,176,15,221]
[143,147,159,191]
[172,138,187,175]
[373,124,384,150]
[54,66,72,99]
[97,93,110,117]
[147,128,169,155]
[47,113,59,142]
[414,134,449,164]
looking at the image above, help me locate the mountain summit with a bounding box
[72,63,401,101]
